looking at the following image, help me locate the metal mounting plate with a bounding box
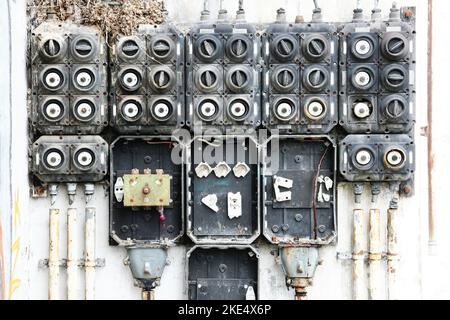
[123,172,171,207]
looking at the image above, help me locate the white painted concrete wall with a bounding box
[1,0,449,300]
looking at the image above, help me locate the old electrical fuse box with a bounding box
[110,23,185,134]
[30,21,108,135]
[186,136,260,244]
[339,134,414,182]
[110,137,183,245]
[187,246,259,300]
[262,8,338,134]
[339,4,415,134]
[186,7,261,134]
[31,135,108,183]
[261,136,336,244]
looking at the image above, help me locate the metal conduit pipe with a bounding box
[387,184,400,300]
[85,207,96,300]
[352,209,365,300]
[49,208,60,300]
[368,209,382,300]
[67,208,77,300]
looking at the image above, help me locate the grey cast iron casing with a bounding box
[186,245,259,300]
[186,20,262,135]
[186,135,260,244]
[261,19,339,134]
[338,13,416,134]
[109,136,184,246]
[339,134,415,182]
[261,135,337,245]
[30,21,108,135]
[110,24,185,135]
[31,135,108,183]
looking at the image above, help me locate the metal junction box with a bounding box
[338,9,416,134]
[110,136,184,246]
[30,21,108,135]
[110,24,185,134]
[31,135,108,183]
[339,134,415,182]
[261,136,337,245]
[186,136,260,244]
[262,11,339,134]
[187,245,259,300]
[186,20,261,134]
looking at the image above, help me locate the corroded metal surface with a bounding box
[352,209,365,300]
[123,170,171,207]
[387,208,400,300]
[369,209,382,300]
[48,208,60,300]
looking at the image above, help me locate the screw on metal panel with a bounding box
[144,156,152,164]
[218,263,227,273]
[295,214,303,222]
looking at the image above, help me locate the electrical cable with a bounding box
[311,144,330,239]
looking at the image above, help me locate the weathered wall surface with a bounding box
[1,0,449,300]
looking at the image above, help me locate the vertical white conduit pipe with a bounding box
[67,208,77,300]
[352,209,365,300]
[387,207,400,300]
[49,208,60,300]
[85,207,96,300]
[368,209,382,300]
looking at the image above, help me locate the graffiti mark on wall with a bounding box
[9,193,22,299]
